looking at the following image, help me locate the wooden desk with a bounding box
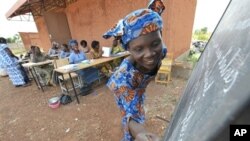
[22,60,54,92]
[55,52,129,104]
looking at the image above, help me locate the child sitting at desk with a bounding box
[68,39,99,92]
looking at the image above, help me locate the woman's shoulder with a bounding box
[118,58,133,70]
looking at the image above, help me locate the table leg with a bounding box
[29,67,39,87]
[61,74,69,94]
[31,66,44,92]
[68,73,80,104]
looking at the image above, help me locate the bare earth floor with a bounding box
[0,76,187,141]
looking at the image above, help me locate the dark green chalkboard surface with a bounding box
[163,0,250,140]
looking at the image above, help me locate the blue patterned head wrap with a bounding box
[103,9,163,50]
[68,39,78,47]
[148,0,165,15]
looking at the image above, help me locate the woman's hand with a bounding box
[135,132,160,141]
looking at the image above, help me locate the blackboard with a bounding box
[163,0,250,140]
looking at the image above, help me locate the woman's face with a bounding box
[94,44,100,52]
[112,40,118,47]
[34,47,41,55]
[72,44,79,51]
[128,30,163,72]
[63,46,68,52]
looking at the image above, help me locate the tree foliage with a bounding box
[6,34,22,43]
[193,27,211,41]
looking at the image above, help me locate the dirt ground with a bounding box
[0,75,187,141]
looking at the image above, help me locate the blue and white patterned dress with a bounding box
[0,44,26,86]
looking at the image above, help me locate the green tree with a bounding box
[193,27,211,41]
[5,34,22,43]
[200,27,208,34]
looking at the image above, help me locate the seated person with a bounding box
[90,40,114,77]
[68,39,99,89]
[80,40,93,59]
[31,46,54,86]
[90,40,103,59]
[59,44,71,59]
[111,38,125,54]
[80,40,91,53]
[111,38,125,68]
[24,45,36,60]
[48,41,60,56]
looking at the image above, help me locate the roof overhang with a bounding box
[6,0,77,19]
[6,0,29,19]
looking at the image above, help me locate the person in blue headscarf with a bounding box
[103,1,166,140]
[59,44,71,59]
[0,37,30,87]
[68,39,99,93]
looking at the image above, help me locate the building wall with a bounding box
[65,0,197,58]
[19,32,42,50]
[165,0,197,58]
[34,16,52,52]
[44,11,72,45]
[32,0,196,57]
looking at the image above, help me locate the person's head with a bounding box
[91,40,100,51]
[148,0,165,15]
[62,44,70,52]
[69,39,79,52]
[103,8,165,72]
[30,45,36,53]
[80,40,87,48]
[33,46,42,55]
[112,39,119,47]
[0,37,7,44]
[52,41,56,49]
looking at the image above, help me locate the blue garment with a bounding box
[68,39,78,47]
[59,51,71,59]
[107,47,166,141]
[69,51,87,64]
[0,44,26,85]
[69,51,99,84]
[48,48,60,55]
[103,9,163,50]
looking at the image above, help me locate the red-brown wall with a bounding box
[19,32,42,50]
[65,0,196,58]
[65,0,147,47]
[35,16,52,52]
[33,0,196,57]
[165,0,197,58]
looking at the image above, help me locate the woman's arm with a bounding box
[129,120,160,141]
[128,119,147,138]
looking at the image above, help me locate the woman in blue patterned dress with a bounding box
[0,37,30,87]
[103,0,166,140]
